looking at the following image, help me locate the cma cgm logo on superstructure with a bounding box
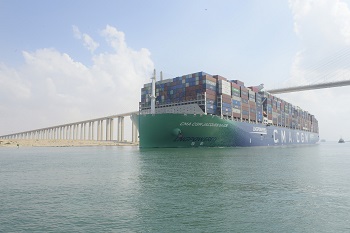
[273,129,310,144]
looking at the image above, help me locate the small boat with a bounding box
[338,138,345,143]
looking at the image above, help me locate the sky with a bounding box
[1,0,350,141]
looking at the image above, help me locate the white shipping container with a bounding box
[220,83,231,88]
[219,79,231,87]
[218,87,231,96]
[221,84,231,89]
[218,80,231,96]
[219,84,231,89]
[232,96,242,101]
[219,86,231,92]
[232,108,241,114]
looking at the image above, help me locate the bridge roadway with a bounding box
[0,111,139,143]
[266,79,350,94]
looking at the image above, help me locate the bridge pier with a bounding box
[110,118,114,140]
[91,121,94,140]
[132,121,138,143]
[106,119,110,140]
[117,116,124,142]
[97,120,101,140]
[100,120,104,141]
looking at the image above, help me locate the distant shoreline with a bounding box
[0,139,138,147]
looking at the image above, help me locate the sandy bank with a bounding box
[0,139,138,147]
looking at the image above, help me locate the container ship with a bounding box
[133,71,319,148]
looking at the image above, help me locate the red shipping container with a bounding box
[231,82,241,89]
[222,94,231,103]
[202,75,216,82]
[240,86,248,92]
[232,113,241,118]
[248,86,260,92]
[232,80,245,86]
[206,89,216,96]
[213,75,227,81]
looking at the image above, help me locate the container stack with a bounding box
[311,115,319,133]
[215,76,232,116]
[140,71,218,113]
[203,74,218,114]
[140,71,318,133]
[271,96,278,125]
[248,89,256,122]
[261,92,273,120]
[240,86,249,120]
[255,92,263,123]
[231,82,242,119]
[284,103,290,127]
[259,93,318,132]
[292,107,298,129]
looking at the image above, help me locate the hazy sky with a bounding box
[1,0,350,141]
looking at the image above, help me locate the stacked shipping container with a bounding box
[260,94,318,133]
[231,82,242,119]
[140,71,318,133]
[216,75,232,117]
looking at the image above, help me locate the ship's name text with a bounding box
[180,122,228,127]
[174,136,217,142]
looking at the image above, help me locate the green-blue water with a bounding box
[1,143,349,232]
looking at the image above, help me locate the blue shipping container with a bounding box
[232,100,241,106]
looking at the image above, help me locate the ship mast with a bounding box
[150,69,156,114]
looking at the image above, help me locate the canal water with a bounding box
[1,143,349,232]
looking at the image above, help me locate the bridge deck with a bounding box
[266,80,350,94]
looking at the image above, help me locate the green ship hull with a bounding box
[134,114,319,148]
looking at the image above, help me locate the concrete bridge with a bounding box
[0,111,138,143]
